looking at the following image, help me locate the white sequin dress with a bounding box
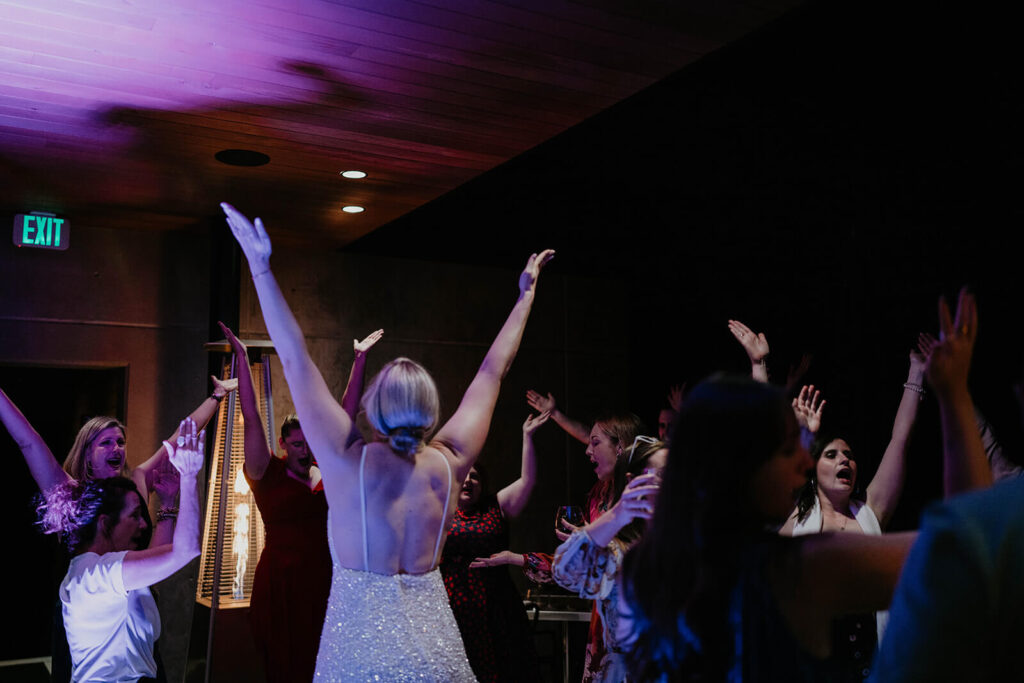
[313,446,478,682]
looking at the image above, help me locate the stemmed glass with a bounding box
[555,505,584,533]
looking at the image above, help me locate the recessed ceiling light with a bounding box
[215,149,270,167]
[342,205,364,214]
[340,170,367,179]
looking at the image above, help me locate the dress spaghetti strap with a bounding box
[359,444,369,571]
[431,449,453,567]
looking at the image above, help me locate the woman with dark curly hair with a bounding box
[37,419,203,683]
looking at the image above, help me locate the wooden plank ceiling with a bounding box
[0,0,804,248]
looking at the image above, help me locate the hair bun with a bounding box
[388,426,426,457]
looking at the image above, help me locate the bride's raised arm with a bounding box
[221,203,352,461]
[433,249,554,479]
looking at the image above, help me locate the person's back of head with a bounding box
[623,373,791,680]
[612,437,666,546]
[362,357,440,457]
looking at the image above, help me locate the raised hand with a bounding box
[613,472,662,522]
[917,332,939,358]
[792,384,826,434]
[519,249,556,297]
[526,390,556,414]
[151,457,181,505]
[219,321,247,355]
[727,319,770,362]
[667,383,686,413]
[354,329,384,355]
[221,202,272,275]
[163,418,205,478]
[925,288,977,397]
[523,411,551,436]
[908,344,928,380]
[211,375,238,400]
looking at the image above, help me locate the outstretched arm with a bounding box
[924,288,991,495]
[525,390,589,444]
[222,203,352,462]
[219,322,275,480]
[727,320,770,382]
[497,411,550,518]
[341,329,383,421]
[133,374,237,502]
[433,250,555,478]
[123,419,204,590]
[1,387,69,492]
[866,349,927,528]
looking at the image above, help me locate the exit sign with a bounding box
[13,213,69,250]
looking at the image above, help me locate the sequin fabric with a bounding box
[314,502,477,682]
[313,565,478,682]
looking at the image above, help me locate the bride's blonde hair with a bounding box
[361,358,439,457]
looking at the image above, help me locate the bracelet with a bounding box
[156,506,179,522]
[211,393,225,402]
[903,382,926,395]
[252,268,271,278]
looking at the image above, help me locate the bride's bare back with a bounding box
[320,440,458,574]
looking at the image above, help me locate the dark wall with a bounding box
[350,0,1024,528]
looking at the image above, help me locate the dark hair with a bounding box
[794,433,864,523]
[610,437,666,546]
[463,462,497,512]
[37,477,150,554]
[622,374,791,681]
[280,414,301,440]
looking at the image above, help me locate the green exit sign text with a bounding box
[13,213,69,250]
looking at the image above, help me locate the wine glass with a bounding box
[555,505,584,533]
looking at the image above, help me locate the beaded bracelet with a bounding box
[156,506,179,522]
[903,382,926,396]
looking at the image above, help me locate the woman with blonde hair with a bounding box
[223,202,553,680]
[37,419,204,683]
[2,377,234,682]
